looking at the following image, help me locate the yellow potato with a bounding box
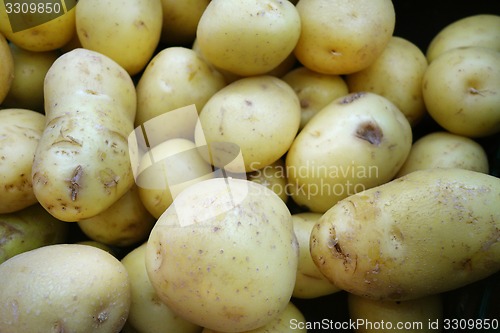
[160,0,209,46]
[426,14,500,63]
[248,159,289,203]
[310,168,500,301]
[145,178,298,332]
[121,243,202,333]
[292,212,341,299]
[397,131,489,177]
[286,92,412,213]
[0,108,45,213]
[77,185,156,247]
[282,66,349,129]
[196,0,301,76]
[422,46,500,138]
[294,0,395,75]
[76,0,163,76]
[346,36,428,126]
[2,44,59,112]
[195,75,301,172]
[0,244,130,333]
[32,48,137,222]
[0,32,14,104]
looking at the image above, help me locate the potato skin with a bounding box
[32,48,137,222]
[0,32,14,104]
[310,168,500,301]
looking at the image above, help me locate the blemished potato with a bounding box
[0,204,68,264]
[0,32,14,104]
[282,66,349,129]
[0,244,131,333]
[426,14,500,63]
[286,92,412,213]
[0,3,76,52]
[32,48,137,222]
[310,168,500,301]
[346,36,428,126]
[2,45,59,112]
[248,158,289,203]
[422,46,500,138]
[0,109,45,213]
[396,131,489,177]
[196,0,301,76]
[121,243,202,333]
[76,0,163,76]
[160,0,209,46]
[145,178,299,332]
[348,294,443,333]
[292,212,341,299]
[294,0,395,75]
[77,185,156,247]
[135,47,226,140]
[202,302,307,333]
[194,75,301,172]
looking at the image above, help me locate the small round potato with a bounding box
[422,46,500,138]
[0,32,14,104]
[294,0,395,75]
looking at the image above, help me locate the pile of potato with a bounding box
[0,0,499,332]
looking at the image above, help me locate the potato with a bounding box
[145,178,299,332]
[348,293,443,333]
[426,14,500,63]
[2,44,59,112]
[286,92,412,213]
[121,243,202,333]
[202,302,307,333]
[294,0,395,75]
[0,244,130,333]
[77,240,116,255]
[76,0,163,76]
[281,66,349,129]
[0,3,76,52]
[397,131,489,177]
[196,0,301,76]
[194,75,301,172]
[32,48,137,222]
[77,185,156,247]
[0,32,14,104]
[0,204,68,264]
[0,108,45,213]
[248,159,289,203]
[135,47,226,139]
[160,0,209,46]
[346,36,428,126]
[310,168,500,301]
[292,212,341,299]
[422,46,500,138]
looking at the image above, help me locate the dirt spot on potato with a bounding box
[339,92,365,104]
[355,121,383,146]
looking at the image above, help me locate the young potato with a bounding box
[292,212,341,299]
[145,178,299,332]
[248,159,289,203]
[2,45,60,112]
[282,66,349,129]
[0,32,14,104]
[160,0,209,46]
[422,46,500,138]
[76,0,163,76]
[77,185,156,247]
[294,0,395,75]
[0,109,45,213]
[397,131,489,177]
[194,75,301,172]
[348,293,443,333]
[32,48,137,222]
[310,168,500,301]
[0,204,68,264]
[286,92,412,213]
[426,14,500,63]
[121,243,202,333]
[0,244,130,333]
[135,47,226,140]
[0,3,76,52]
[196,0,301,76]
[346,36,428,126]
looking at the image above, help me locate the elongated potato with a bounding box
[32,48,137,222]
[310,168,500,301]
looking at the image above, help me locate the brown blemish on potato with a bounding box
[52,320,66,333]
[355,121,383,146]
[339,92,365,104]
[222,306,246,322]
[69,165,83,201]
[0,222,23,245]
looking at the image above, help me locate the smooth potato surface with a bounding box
[0,32,14,104]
